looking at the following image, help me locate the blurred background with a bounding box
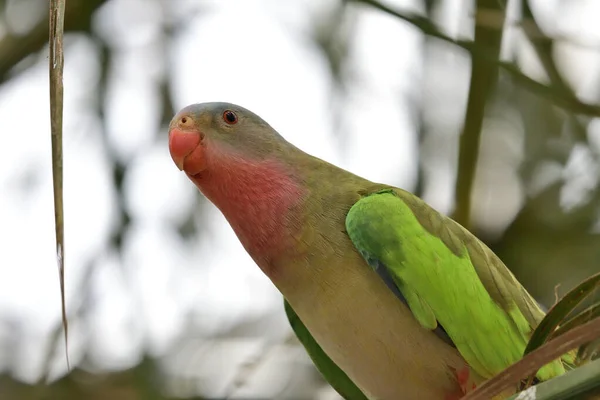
[0,0,599,398]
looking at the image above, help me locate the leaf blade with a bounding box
[49,0,69,371]
[463,316,600,400]
[525,272,600,357]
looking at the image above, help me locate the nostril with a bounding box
[178,115,195,128]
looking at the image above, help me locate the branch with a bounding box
[521,0,589,143]
[508,358,600,400]
[350,0,600,117]
[0,0,108,83]
[49,0,69,371]
[452,1,504,229]
[463,317,600,400]
[521,2,574,99]
[0,21,48,82]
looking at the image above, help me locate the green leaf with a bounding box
[524,272,600,357]
[507,358,600,400]
[552,303,600,342]
[463,316,600,400]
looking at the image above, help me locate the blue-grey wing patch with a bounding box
[360,252,455,348]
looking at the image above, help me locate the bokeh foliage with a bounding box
[1,0,599,398]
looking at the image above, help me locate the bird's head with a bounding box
[168,102,286,176]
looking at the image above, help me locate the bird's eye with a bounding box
[223,110,238,125]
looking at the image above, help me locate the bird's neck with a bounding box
[190,152,305,276]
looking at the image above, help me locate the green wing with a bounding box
[283,299,368,400]
[345,188,568,381]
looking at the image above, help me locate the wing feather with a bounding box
[345,188,566,380]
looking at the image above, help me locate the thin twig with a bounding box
[508,358,600,400]
[351,0,600,117]
[49,0,69,371]
[463,317,600,400]
[520,0,590,146]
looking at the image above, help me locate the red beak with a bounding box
[168,128,202,171]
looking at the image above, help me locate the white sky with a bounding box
[0,0,598,397]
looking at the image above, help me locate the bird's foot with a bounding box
[446,366,477,399]
[456,366,477,393]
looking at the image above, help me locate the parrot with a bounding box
[167,102,573,400]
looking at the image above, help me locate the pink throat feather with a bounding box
[189,145,304,272]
